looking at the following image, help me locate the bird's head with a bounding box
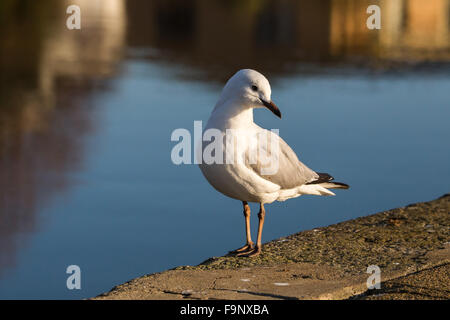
[219,69,281,118]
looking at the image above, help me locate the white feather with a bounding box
[199,69,340,204]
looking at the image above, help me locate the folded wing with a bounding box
[245,130,319,189]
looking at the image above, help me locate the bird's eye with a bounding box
[251,85,258,92]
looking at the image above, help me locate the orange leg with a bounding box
[238,203,265,257]
[229,201,254,254]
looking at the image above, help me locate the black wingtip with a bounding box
[307,172,334,185]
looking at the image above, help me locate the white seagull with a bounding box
[199,69,349,257]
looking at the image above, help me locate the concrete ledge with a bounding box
[94,194,450,300]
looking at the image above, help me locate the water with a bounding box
[0,0,449,299]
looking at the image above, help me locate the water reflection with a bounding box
[126,0,450,80]
[0,0,125,274]
[0,0,448,293]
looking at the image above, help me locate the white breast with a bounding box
[199,109,281,203]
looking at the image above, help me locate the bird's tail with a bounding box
[316,181,349,190]
[300,172,349,196]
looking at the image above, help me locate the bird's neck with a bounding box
[210,100,254,129]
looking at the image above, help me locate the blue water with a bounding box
[0,59,448,299]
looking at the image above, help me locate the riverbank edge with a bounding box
[94,194,449,300]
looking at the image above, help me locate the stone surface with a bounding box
[354,263,449,300]
[94,194,450,300]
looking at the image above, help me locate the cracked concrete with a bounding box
[94,194,449,300]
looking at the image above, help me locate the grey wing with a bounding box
[246,131,318,189]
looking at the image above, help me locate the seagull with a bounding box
[199,69,349,257]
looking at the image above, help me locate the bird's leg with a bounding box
[241,203,265,257]
[229,201,254,254]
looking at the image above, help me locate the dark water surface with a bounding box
[0,0,449,299]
